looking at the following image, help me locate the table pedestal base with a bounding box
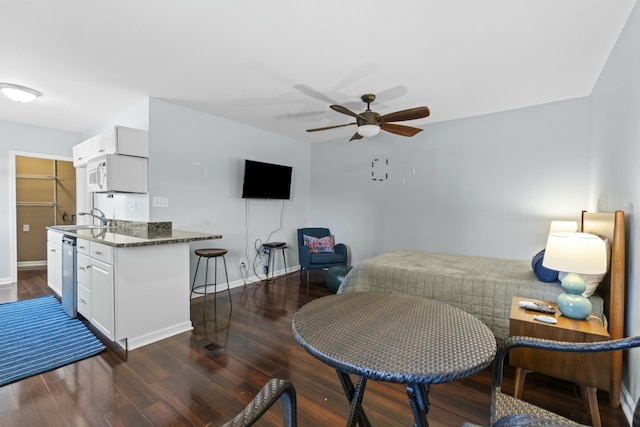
[337,370,431,427]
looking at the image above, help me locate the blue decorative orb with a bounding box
[557,293,592,320]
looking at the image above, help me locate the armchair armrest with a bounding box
[221,378,297,427]
[298,245,312,269]
[334,243,347,261]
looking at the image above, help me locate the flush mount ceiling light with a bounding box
[0,83,42,103]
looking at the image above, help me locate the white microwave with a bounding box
[87,154,148,193]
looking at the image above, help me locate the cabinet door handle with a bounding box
[78,266,85,271]
[79,298,86,303]
[78,245,86,250]
[94,251,102,255]
[86,265,92,269]
[98,149,105,153]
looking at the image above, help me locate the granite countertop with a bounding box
[48,225,221,248]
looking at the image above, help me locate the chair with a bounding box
[220,378,297,427]
[297,228,347,286]
[463,335,640,427]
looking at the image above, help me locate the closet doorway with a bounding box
[14,154,76,271]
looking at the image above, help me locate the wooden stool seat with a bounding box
[195,248,228,258]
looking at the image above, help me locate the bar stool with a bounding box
[191,248,232,316]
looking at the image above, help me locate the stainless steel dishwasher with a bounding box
[61,235,77,318]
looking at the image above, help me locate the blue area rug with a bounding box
[0,295,104,386]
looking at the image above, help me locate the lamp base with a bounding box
[557,272,592,320]
[557,293,592,320]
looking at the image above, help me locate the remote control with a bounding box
[518,300,556,314]
[533,315,558,324]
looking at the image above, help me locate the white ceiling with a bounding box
[0,0,636,143]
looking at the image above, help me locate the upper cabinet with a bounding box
[73,126,149,168]
[72,139,92,167]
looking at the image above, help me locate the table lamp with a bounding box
[542,232,607,320]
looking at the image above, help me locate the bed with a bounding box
[338,210,626,407]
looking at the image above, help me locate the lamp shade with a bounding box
[542,232,606,275]
[356,124,380,137]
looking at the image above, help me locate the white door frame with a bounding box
[9,150,73,284]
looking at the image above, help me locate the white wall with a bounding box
[590,1,640,419]
[0,121,80,283]
[147,99,311,283]
[310,97,591,264]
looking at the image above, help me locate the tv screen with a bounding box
[242,159,293,200]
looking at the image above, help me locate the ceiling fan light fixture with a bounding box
[0,83,42,103]
[357,124,380,137]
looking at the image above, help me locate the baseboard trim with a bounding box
[17,261,47,271]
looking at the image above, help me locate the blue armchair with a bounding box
[297,228,347,285]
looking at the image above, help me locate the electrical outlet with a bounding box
[240,259,247,270]
[152,196,169,208]
[263,265,268,274]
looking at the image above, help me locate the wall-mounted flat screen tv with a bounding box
[242,159,293,200]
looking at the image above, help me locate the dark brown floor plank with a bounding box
[3,269,630,426]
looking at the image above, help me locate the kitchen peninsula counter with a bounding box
[48,225,221,247]
[47,224,221,351]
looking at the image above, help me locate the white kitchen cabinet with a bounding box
[87,241,114,340]
[72,139,92,167]
[46,230,63,296]
[76,241,91,318]
[72,125,149,169]
[90,126,148,159]
[90,257,114,340]
[72,239,191,350]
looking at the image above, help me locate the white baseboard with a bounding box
[189,265,301,297]
[125,321,194,350]
[620,381,635,425]
[17,261,47,270]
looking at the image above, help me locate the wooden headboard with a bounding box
[581,210,626,407]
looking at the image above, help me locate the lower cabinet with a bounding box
[75,239,191,350]
[46,231,63,297]
[89,257,114,340]
[76,252,92,318]
[76,239,114,341]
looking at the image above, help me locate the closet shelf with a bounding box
[17,202,58,207]
[16,174,59,180]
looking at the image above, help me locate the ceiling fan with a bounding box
[306,93,430,141]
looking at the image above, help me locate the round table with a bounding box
[292,292,496,426]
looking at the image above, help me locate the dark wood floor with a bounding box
[2,269,629,426]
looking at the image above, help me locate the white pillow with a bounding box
[558,237,611,298]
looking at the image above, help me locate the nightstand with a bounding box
[509,297,610,427]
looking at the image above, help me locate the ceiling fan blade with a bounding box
[349,132,364,142]
[294,84,338,104]
[331,104,366,120]
[380,122,423,137]
[375,85,408,102]
[379,106,430,123]
[306,123,356,132]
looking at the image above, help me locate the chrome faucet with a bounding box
[78,208,108,226]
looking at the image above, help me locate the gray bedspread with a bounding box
[337,250,604,339]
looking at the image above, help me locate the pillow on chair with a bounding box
[303,234,335,253]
